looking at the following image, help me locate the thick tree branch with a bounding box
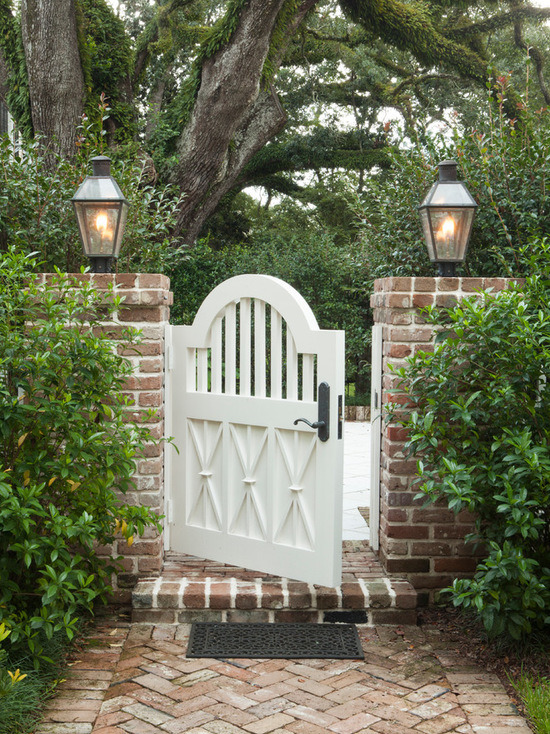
[133,0,195,87]
[391,72,462,97]
[269,0,320,72]
[171,0,288,241]
[338,0,524,119]
[304,28,352,43]
[240,129,388,186]
[448,7,550,40]
[252,174,308,198]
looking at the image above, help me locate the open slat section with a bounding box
[188,297,318,401]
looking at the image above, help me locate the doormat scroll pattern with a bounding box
[186,622,365,659]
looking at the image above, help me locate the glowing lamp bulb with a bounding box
[441,216,455,239]
[95,212,108,233]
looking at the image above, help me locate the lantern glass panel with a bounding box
[114,201,129,257]
[74,202,122,257]
[428,208,475,261]
[419,209,435,260]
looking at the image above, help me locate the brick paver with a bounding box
[35,621,530,734]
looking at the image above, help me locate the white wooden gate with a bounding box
[165,275,345,587]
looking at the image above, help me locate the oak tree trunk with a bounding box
[21,0,85,159]
[0,49,8,105]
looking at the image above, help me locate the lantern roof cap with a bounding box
[90,155,113,177]
[418,160,478,210]
[438,160,458,181]
[71,157,129,205]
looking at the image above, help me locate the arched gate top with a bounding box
[190,274,320,343]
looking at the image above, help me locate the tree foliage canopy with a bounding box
[0,0,549,243]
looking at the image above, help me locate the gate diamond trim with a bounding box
[187,419,223,531]
[229,423,268,540]
[274,428,316,550]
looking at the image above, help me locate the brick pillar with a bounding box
[371,276,518,605]
[40,273,173,602]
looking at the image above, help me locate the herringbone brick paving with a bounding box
[35,621,531,734]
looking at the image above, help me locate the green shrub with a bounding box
[394,238,550,640]
[0,103,183,273]
[353,80,550,281]
[0,249,161,663]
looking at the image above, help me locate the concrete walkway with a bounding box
[36,619,530,734]
[343,422,370,541]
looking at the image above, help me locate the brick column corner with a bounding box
[370,276,520,604]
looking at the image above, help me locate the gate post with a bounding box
[40,272,173,602]
[371,276,518,605]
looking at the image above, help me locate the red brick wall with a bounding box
[371,276,519,604]
[39,273,173,602]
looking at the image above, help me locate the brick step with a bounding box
[132,542,417,626]
[132,575,417,625]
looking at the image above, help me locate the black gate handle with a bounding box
[293,382,330,441]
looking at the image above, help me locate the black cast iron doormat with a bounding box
[186,622,364,660]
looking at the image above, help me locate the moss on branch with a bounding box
[242,128,389,183]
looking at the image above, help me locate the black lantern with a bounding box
[418,160,477,277]
[72,156,129,273]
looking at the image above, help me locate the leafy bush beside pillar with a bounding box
[395,239,550,640]
[0,249,161,662]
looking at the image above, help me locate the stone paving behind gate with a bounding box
[36,620,532,734]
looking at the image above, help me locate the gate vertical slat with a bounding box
[287,330,298,400]
[254,300,266,398]
[186,347,196,392]
[303,354,314,402]
[197,349,208,392]
[225,302,237,395]
[271,309,282,399]
[211,317,222,394]
[240,298,251,396]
